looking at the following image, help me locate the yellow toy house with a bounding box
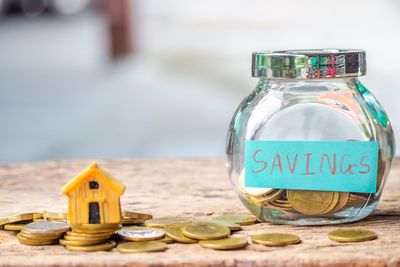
[62,161,126,225]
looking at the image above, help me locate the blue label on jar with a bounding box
[245,141,379,193]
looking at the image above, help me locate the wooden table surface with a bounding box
[0,158,399,267]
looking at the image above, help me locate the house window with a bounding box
[89,181,99,189]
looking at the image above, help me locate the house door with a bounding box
[88,202,101,224]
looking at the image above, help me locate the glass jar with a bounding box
[226,49,395,225]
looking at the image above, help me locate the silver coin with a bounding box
[24,221,70,234]
[116,226,164,241]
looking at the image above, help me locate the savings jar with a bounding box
[226,49,395,225]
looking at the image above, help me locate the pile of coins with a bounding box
[60,223,119,252]
[17,221,70,245]
[0,212,378,253]
[238,170,369,216]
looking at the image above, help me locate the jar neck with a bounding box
[258,77,359,92]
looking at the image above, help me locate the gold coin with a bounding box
[243,196,262,217]
[199,237,248,250]
[251,233,300,246]
[266,200,294,211]
[64,234,110,242]
[330,192,350,213]
[18,232,60,242]
[66,240,116,252]
[287,190,334,215]
[319,192,340,215]
[213,215,257,226]
[237,169,275,196]
[66,231,113,239]
[20,229,61,239]
[42,211,67,221]
[196,219,241,231]
[158,236,174,244]
[4,223,28,231]
[70,223,120,233]
[0,213,42,226]
[117,241,167,253]
[246,189,284,205]
[17,233,58,245]
[60,238,108,246]
[122,211,153,220]
[23,221,70,235]
[328,229,377,242]
[345,194,368,208]
[144,217,191,229]
[165,223,198,243]
[181,222,230,240]
[121,218,145,225]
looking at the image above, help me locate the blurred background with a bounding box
[0,0,399,164]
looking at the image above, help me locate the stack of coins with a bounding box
[59,223,120,252]
[17,221,70,246]
[161,219,250,250]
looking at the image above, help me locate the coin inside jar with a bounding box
[116,226,164,241]
[287,190,335,215]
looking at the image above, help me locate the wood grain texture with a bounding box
[0,158,399,267]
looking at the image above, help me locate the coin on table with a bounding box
[116,226,164,241]
[158,235,174,244]
[17,233,58,246]
[213,215,257,226]
[287,190,335,215]
[42,211,67,221]
[122,211,153,220]
[165,223,198,243]
[63,234,109,243]
[251,233,300,246]
[328,229,377,242]
[117,241,167,253]
[199,237,248,250]
[0,213,42,227]
[60,237,108,246]
[144,217,191,229]
[4,223,28,231]
[23,221,70,235]
[121,218,145,225]
[66,240,116,252]
[182,222,230,240]
[66,231,113,239]
[70,223,120,233]
[196,219,241,231]
[20,229,61,239]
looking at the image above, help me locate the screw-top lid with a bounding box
[252,49,366,79]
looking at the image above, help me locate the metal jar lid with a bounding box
[252,49,366,79]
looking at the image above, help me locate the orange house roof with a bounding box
[61,161,126,196]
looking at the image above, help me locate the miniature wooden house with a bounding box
[62,161,126,225]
